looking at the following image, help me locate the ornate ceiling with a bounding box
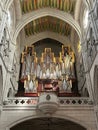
[20,0,76,15]
[7,0,83,44]
[19,0,76,39]
[24,16,71,37]
[8,0,84,46]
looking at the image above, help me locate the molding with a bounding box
[74,0,82,21]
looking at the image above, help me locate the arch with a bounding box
[94,65,98,105]
[23,32,76,54]
[5,0,92,44]
[25,31,71,45]
[74,0,82,21]
[7,114,91,130]
[12,8,81,43]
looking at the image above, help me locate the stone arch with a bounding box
[4,0,92,44]
[5,0,91,44]
[24,32,71,46]
[94,65,98,105]
[7,114,91,130]
[0,65,3,104]
[12,8,81,44]
[24,32,76,54]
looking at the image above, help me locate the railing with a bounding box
[3,97,93,108]
[59,97,93,105]
[3,97,38,107]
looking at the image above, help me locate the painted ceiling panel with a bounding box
[20,0,76,14]
[24,16,71,37]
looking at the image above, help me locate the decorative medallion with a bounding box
[46,94,51,100]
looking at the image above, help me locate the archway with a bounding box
[10,117,86,130]
[12,8,81,43]
[25,31,71,46]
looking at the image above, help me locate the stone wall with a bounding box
[80,0,98,128]
[0,1,16,101]
[0,105,97,130]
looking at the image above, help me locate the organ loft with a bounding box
[16,44,79,97]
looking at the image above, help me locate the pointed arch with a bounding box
[7,114,91,130]
[12,8,81,43]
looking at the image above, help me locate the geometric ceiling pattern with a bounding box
[24,16,71,37]
[20,0,76,14]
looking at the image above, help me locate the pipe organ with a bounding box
[19,45,76,95]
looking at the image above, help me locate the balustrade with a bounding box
[3,97,92,108]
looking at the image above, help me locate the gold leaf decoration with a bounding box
[24,16,71,37]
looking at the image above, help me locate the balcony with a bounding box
[3,95,93,111]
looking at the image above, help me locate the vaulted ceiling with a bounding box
[20,0,76,15]
[6,0,89,57]
[11,0,82,45]
[24,16,71,37]
[19,0,77,40]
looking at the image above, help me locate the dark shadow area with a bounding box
[33,38,62,57]
[10,117,86,130]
